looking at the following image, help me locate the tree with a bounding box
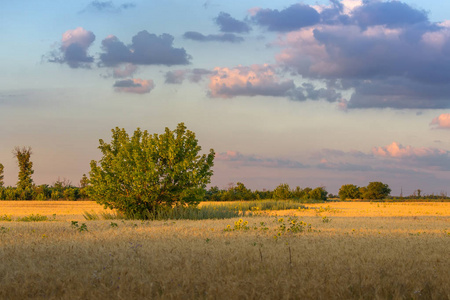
[0,163,4,188]
[13,146,34,191]
[272,183,292,200]
[88,123,215,219]
[309,187,328,201]
[361,182,391,200]
[338,184,361,201]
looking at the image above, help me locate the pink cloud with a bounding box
[372,142,446,158]
[113,78,155,94]
[430,113,450,129]
[61,27,95,50]
[208,64,295,98]
[113,64,138,78]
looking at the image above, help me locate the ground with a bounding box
[0,201,449,299]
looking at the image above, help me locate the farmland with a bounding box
[0,201,449,299]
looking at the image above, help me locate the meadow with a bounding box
[0,201,449,299]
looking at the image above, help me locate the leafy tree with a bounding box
[13,146,34,199]
[0,163,4,187]
[309,187,328,201]
[338,184,361,201]
[362,182,391,200]
[272,183,292,200]
[88,123,215,219]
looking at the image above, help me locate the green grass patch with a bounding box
[16,214,48,222]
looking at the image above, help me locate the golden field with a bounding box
[0,201,449,299]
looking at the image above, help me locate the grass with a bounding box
[0,201,448,299]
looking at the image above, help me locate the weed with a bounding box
[322,216,331,223]
[0,226,9,233]
[0,214,12,221]
[110,222,118,228]
[71,221,88,232]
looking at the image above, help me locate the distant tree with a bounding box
[339,184,361,201]
[13,147,34,198]
[272,183,292,200]
[80,174,89,188]
[309,187,328,201]
[362,182,391,200]
[88,123,215,219]
[416,189,422,198]
[0,163,4,187]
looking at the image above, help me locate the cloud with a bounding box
[208,64,296,98]
[183,31,244,43]
[431,113,450,129]
[100,31,191,66]
[48,27,95,68]
[80,1,136,13]
[113,78,154,94]
[372,142,450,171]
[251,4,320,32]
[216,150,308,169]
[165,70,186,84]
[273,1,450,109]
[215,12,251,33]
[351,1,428,28]
[372,142,446,158]
[165,68,213,84]
[112,63,138,78]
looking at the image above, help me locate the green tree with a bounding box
[0,163,4,187]
[338,184,361,201]
[88,123,215,219]
[362,182,391,200]
[309,187,328,201]
[13,147,34,198]
[272,183,292,200]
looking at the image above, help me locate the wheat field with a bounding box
[0,201,449,299]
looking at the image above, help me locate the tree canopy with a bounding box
[87,123,215,219]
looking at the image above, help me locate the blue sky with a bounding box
[2,0,450,195]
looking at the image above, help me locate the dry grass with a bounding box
[0,201,449,299]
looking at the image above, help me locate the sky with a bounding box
[2,0,450,196]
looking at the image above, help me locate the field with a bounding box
[0,201,449,299]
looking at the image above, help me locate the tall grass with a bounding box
[83,200,308,221]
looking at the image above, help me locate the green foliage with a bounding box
[71,221,88,232]
[339,184,362,201]
[0,163,4,188]
[13,146,34,194]
[308,187,328,201]
[16,214,48,222]
[0,214,12,221]
[272,183,292,200]
[362,182,391,200]
[88,123,215,219]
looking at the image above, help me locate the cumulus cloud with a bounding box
[208,64,296,98]
[351,1,428,28]
[372,142,446,158]
[183,31,244,43]
[113,78,154,94]
[79,1,136,13]
[251,4,320,32]
[48,27,95,68]
[215,12,251,33]
[216,150,308,169]
[431,113,450,129]
[271,0,450,109]
[100,31,191,66]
